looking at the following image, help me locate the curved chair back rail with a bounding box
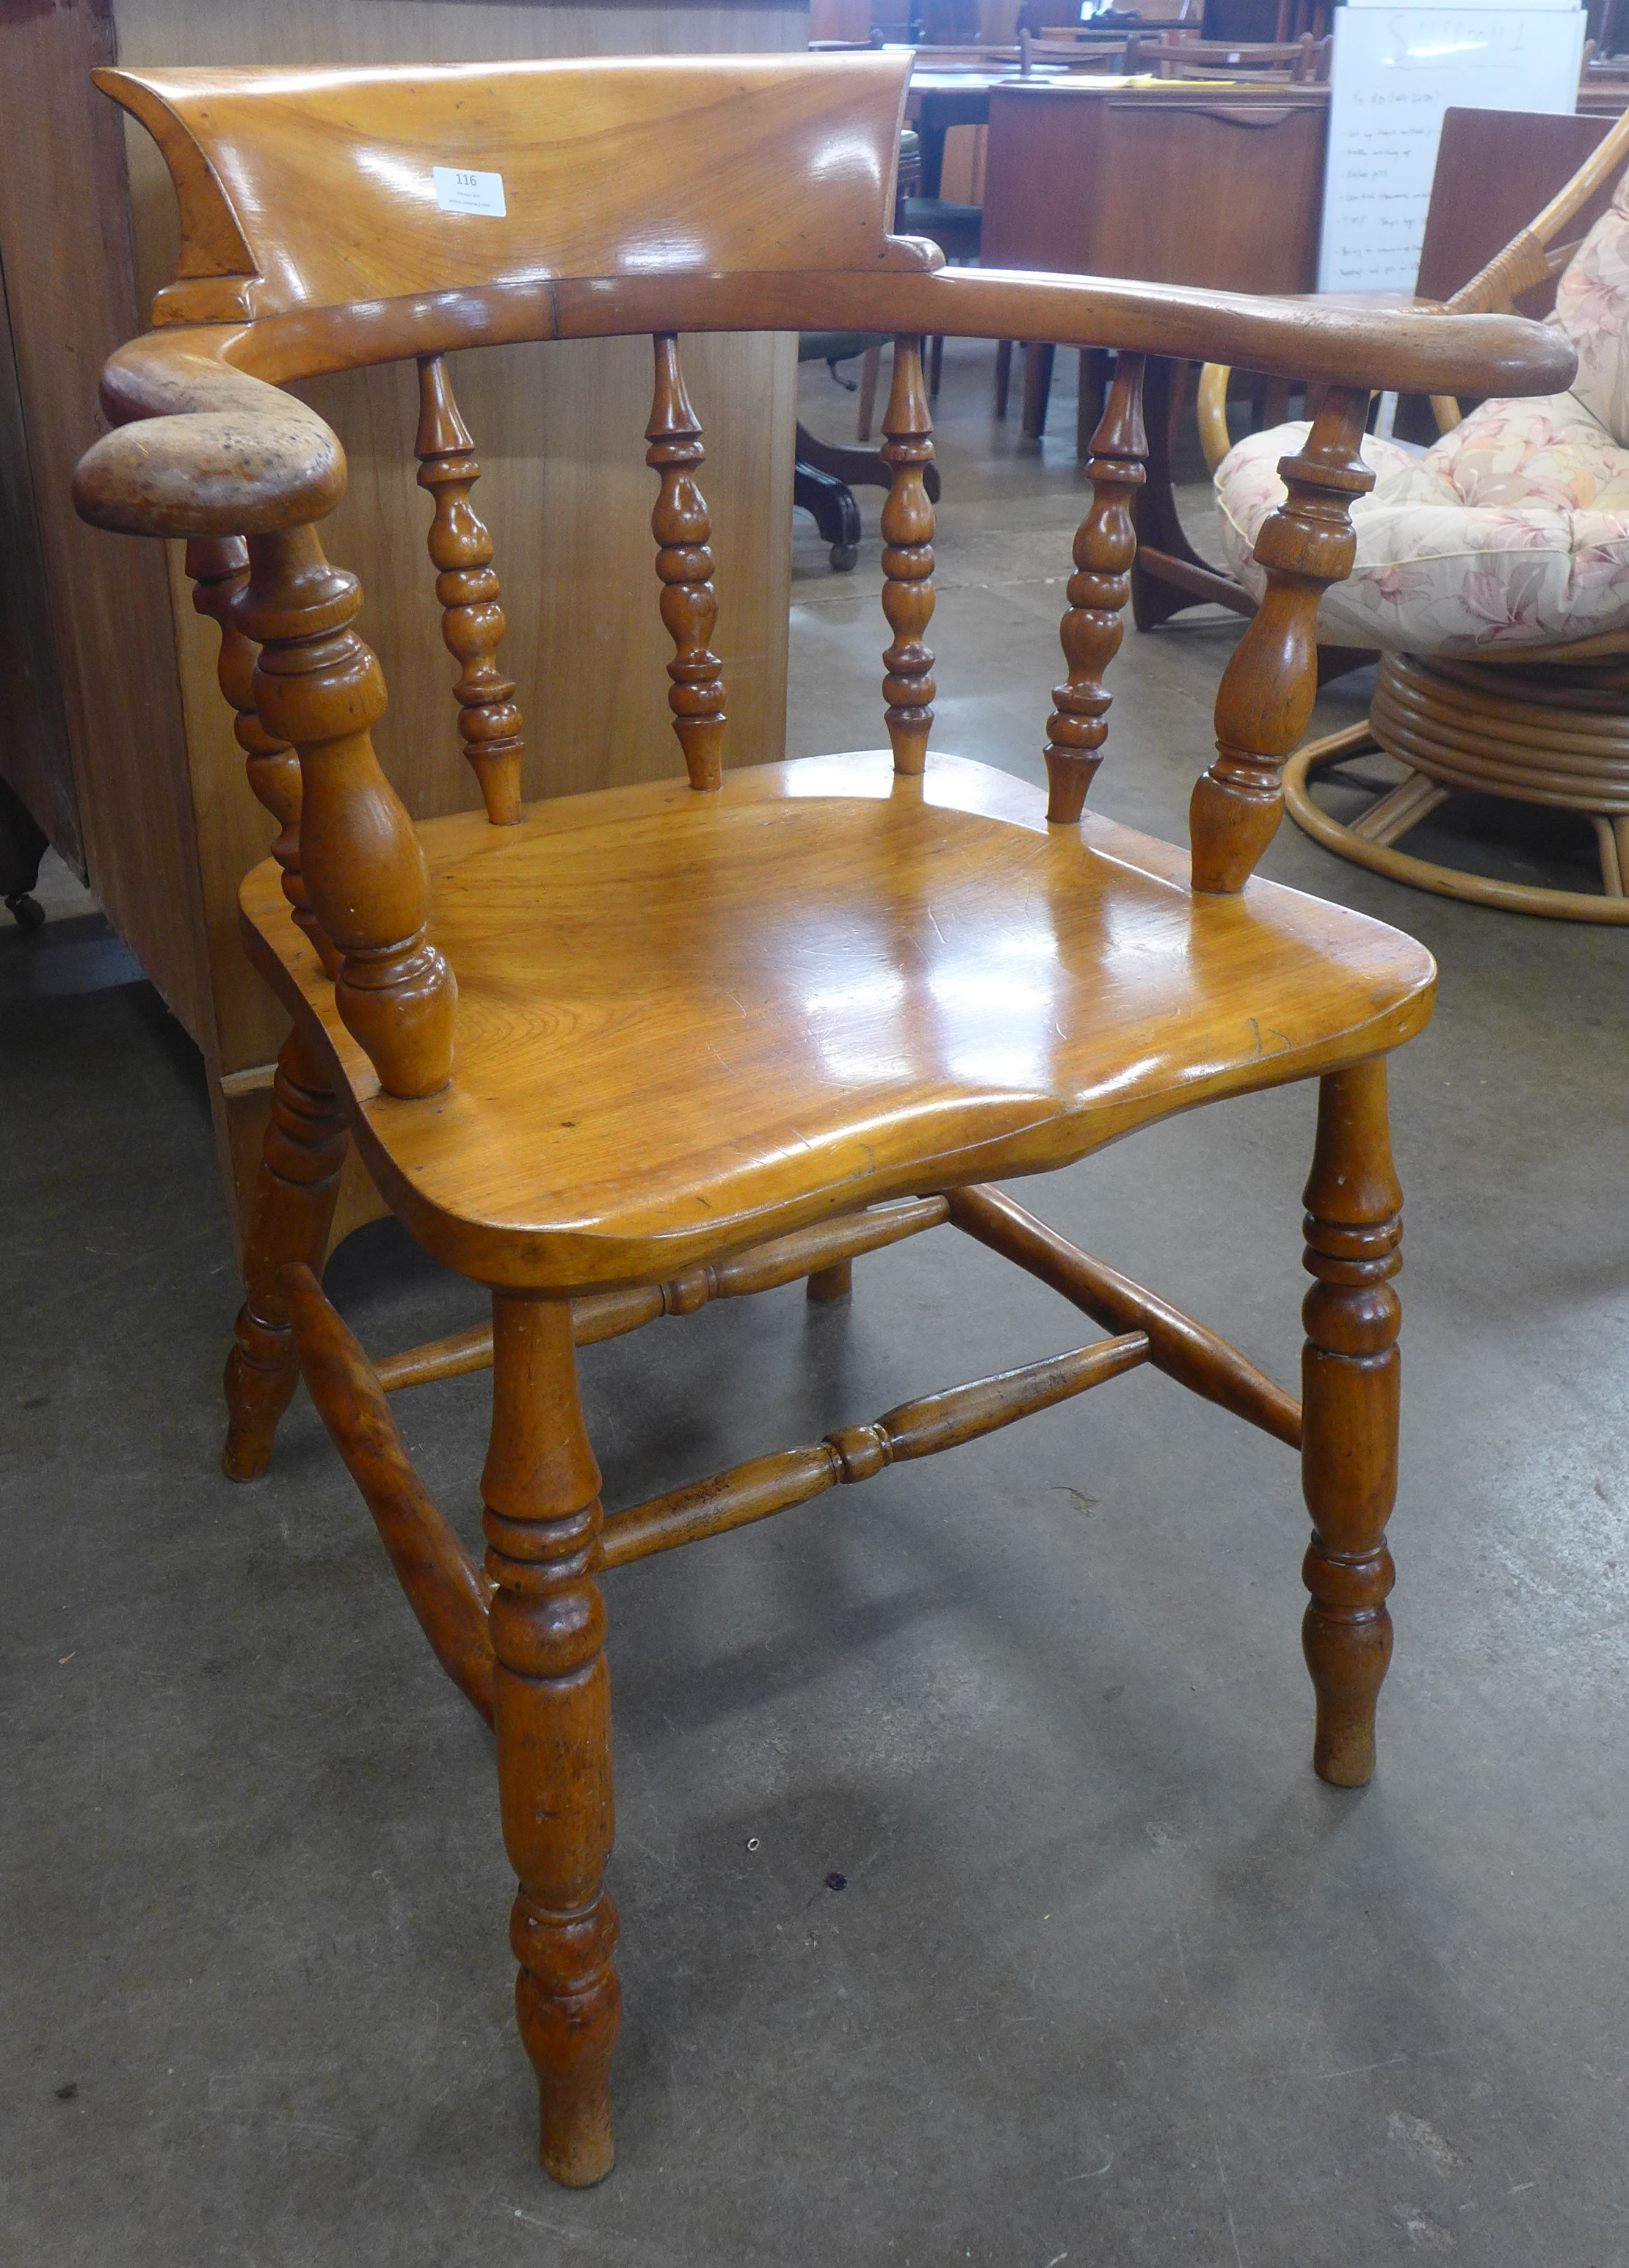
[76,57,1572,541]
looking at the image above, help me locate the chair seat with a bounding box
[1215,392,1629,654]
[242,751,1434,1290]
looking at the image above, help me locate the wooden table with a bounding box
[0,0,807,1250]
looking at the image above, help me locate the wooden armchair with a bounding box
[73,54,1570,2189]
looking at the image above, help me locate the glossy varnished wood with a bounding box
[1299,1061,1401,1785]
[1043,354,1145,822]
[879,339,937,774]
[647,337,726,793]
[283,1261,496,1722]
[482,1295,620,2187]
[236,526,457,1097]
[222,1028,348,1479]
[373,1199,951,1391]
[4,8,806,1251]
[599,1327,1151,1568]
[946,1183,1302,1446]
[239,749,1436,1287]
[415,354,526,827]
[66,50,1575,2195]
[1191,386,1373,889]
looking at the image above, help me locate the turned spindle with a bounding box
[879,335,937,776]
[647,335,725,791]
[1190,386,1374,890]
[1044,353,1147,825]
[186,536,338,977]
[222,1028,348,1480]
[415,355,525,826]
[236,526,457,1098]
[1300,1060,1402,1787]
[484,1295,620,2185]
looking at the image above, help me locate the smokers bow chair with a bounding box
[1210,109,1629,918]
[73,55,1568,2189]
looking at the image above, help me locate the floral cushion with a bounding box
[1554,164,1629,446]
[1214,392,1629,652]
[1212,175,1629,653]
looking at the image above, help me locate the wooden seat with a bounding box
[246,749,1433,1285]
[73,51,1569,2197]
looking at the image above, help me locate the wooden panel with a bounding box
[0,0,208,1033]
[982,82,1327,291]
[1417,106,1617,310]
[0,244,79,868]
[1092,98,1325,291]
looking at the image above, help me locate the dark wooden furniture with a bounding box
[1204,0,1329,38]
[0,0,808,1253]
[0,777,47,931]
[73,51,1568,2193]
[982,76,1327,439]
[1415,106,1619,311]
[1123,30,1330,76]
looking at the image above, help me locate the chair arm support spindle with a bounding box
[237,525,457,1096]
[1191,385,1374,891]
[186,535,338,978]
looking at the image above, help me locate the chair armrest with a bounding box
[73,269,1570,552]
[543,266,1578,402]
[810,270,1578,401]
[73,330,344,539]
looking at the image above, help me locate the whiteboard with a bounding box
[1317,8,1588,293]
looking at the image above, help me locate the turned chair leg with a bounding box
[222,1030,347,1480]
[483,1293,620,2187]
[993,338,1013,419]
[1300,1060,1402,1787]
[805,1257,853,1303]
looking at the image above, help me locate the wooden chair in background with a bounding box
[1122,29,1330,76]
[74,53,1570,2188]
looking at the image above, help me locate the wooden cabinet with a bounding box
[982,79,1327,291]
[0,0,806,1244]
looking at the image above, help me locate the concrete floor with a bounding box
[4,344,1628,2267]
